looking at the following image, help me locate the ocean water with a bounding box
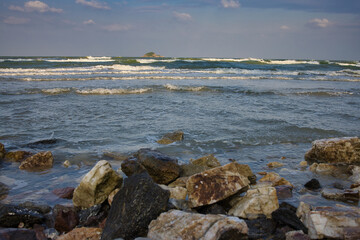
[0,56,359,207]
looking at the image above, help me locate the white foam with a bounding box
[137,59,177,64]
[164,84,206,91]
[76,88,150,95]
[45,56,114,63]
[42,88,71,94]
[201,57,266,63]
[268,60,319,65]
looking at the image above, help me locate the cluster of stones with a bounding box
[0,136,359,239]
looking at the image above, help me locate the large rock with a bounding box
[78,203,109,228]
[101,172,169,240]
[0,143,5,159]
[0,204,44,228]
[272,207,308,233]
[134,149,180,184]
[147,210,248,240]
[73,160,122,208]
[304,179,321,190]
[259,172,293,188]
[229,186,279,219]
[309,163,342,176]
[19,151,53,170]
[121,158,147,177]
[190,154,221,168]
[157,130,184,144]
[57,227,102,240]
[0,228,37,240]
[159,185,187,200]
[186,162,250,207]
[5,151,33,162]
[302,204,360,239]
[53,205,79,234]
[321,188,359,203]
[180,163,211,177]
[305,137,360,164]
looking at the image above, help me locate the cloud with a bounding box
[280,25,290,30]
[3,16,30,24]
[102,24,131,32]
[75,0,110,10]
[83,19,96,25]
[173,11,192,22]
[221,0,240,8]
[307,18,331,28]
[9,1,63,13]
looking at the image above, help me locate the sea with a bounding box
[0,56,359,207]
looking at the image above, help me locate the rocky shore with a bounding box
[0,135,359,239]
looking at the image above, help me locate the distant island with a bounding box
[142,52,164,58]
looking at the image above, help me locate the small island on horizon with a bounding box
[142,52,164,58]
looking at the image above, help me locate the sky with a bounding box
[0,0,359,60]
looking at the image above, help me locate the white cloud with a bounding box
[9,1,63,13]
[307,18,331,28]
[3,16,30,24]
[221,0,240,8]
[83,19,96,25]
[76,0,110,10]
[280,25,290,30]
[102,24,131,32]
[173,11,192,22]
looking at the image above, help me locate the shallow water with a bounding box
[0,56,359,207]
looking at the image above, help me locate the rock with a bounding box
[33,224,47,240]
[19,151,53,170]
[142,52,164,58]
[275,185,293,199]
[299,161,308,167]
[78,202,109,228]
[53,205,79,233]
[0,204,44,228]
[147,209,248,240]
[0,182,9,200]
[229,186,279,219]
[321,188,359,203]
[157,130,184,144]
[0,228,37,240]
[285,230,310,240]
[120,158,147,177]
[63,160,70,168]
[305,137,360,164]
[43,228,59,240]
[168,176,188,188]
[296,202,311,222]
[267,162,284,168]
[159,185,187,200]
[18,201,51,214]
[348,165,360,184]
[101,172,169,240]
[103,151,129,161]
[272,207,308,233]
[107,188,120,206]
[0,143,5,159]
[304,178,321,190]
[309,163,340,175]
[52,187,75,199]
[5,151,32,162]
[57,227,102,240]
[259,172,293,188]
[190,154,221,168]
[26,139,60,148]
[180,163,211,177]
[302,204,360,239]
[186,162,250,207]
[134,149,180,184]
[168,198,191,211]
[73,160,122,208]
[196,203,227,215]
[245,215,277,239]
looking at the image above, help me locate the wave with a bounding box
[294,91,354,97]
[45,56,114,63]
[164,84,207,92]
[41,88,72,94]
[75,88,151,95]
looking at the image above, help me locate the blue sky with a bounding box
[0,0,359,60]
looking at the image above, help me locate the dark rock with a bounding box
[333,182,346,189]
[53,205,79,234]
[52,187,75,199]
[0,204,44,228]
[273,225,295,240]
[4,151,32,162]
[245,215,277,240]
[272,207,308,234]
[0,143,5,159]
[0,182,9,200]
[26,138,61,148]
[19,151,54,170]
[276,185,293,199]
[279,202,297,213]
[133,149,180,184]
[79,202,109,228]
[33,224,48,240]
[18,201,51,214]
[0,228,37,240]
[304,178,321,190]
[286,230,311,240]
[196,203,227,215]
[101,172,169,240]
[179,163,210,177]
[121,158,147,177]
